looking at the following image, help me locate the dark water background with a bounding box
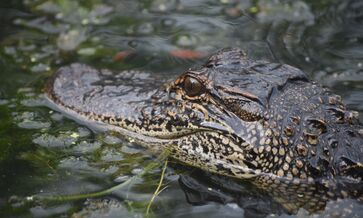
[0,0,362,217]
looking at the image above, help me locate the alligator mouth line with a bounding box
[144,128,212,140]
[141,119,234,141]
[43,94,228,143]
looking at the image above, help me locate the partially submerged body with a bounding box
[45,48,363,213]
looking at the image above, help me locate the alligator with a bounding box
[45,48,363,213]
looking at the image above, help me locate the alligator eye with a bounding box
[183,76,204,97]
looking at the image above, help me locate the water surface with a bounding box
[0,0,362,217]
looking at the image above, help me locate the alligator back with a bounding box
[266,79,363,181]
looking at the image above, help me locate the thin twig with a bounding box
[146,159,168,216]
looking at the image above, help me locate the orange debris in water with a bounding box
[169,49,208,59]
[113,50,133,62]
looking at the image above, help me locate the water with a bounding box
[0,0,362,217]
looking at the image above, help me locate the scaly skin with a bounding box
[45,48,363,213]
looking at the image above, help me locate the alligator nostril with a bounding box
[205,62,214,68]
[205,61,222,68]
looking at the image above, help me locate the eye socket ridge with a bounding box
[183,76,205,97]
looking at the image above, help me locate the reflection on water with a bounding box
[179,168,363,217]
[0,0,362,217]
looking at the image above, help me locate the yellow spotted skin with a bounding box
[45,48,363,213]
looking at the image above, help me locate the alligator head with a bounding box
[46,48,363,183]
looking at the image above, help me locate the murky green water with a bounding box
[0,0,362,217]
